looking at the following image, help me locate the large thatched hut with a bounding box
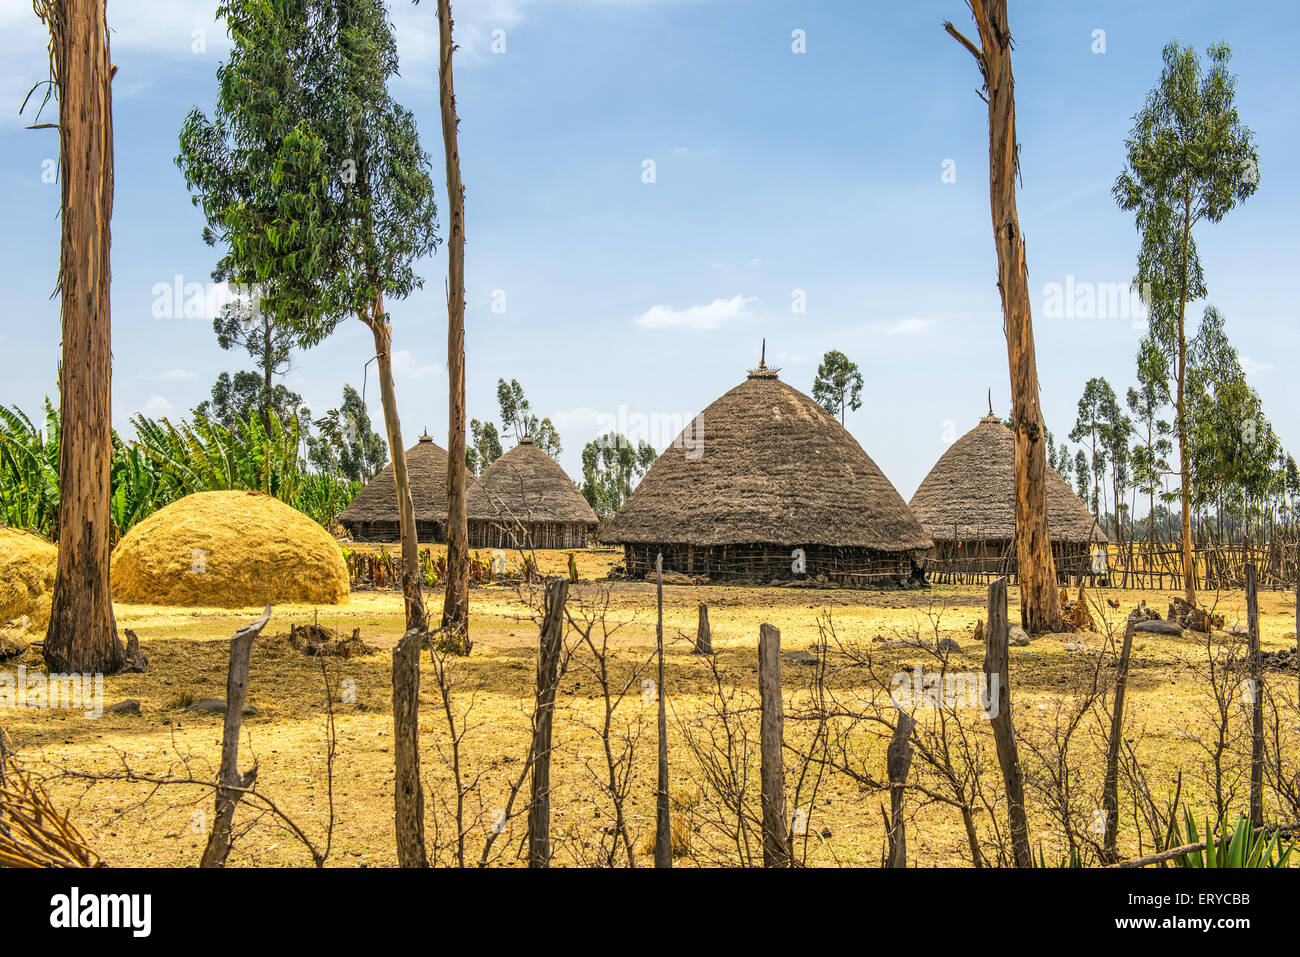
[466,437,597,549]
[908,412,1107,581]
[603,361,932,586]
[339,432,471,542]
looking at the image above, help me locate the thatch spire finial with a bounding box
[987,388,992,417]
[746,340,779,379]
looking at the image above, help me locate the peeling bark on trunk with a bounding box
[947,0,1063,634]
[42,0,124,676]
[437,0,469,644]
[391,627,427,867]
[365,304,425,633]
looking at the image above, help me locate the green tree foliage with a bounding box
[1,399,359,540]
[197,300,305,427]
[1185,307,1279,522]
[494,378,561,457]
[1114,40,1258,592]
[177,0,439,341]
[1128,336,1175,541]
[307,384,387,481]
[1074,449,1090,504]
[581,432,656,517]
[811,350,864,424]
[1070,377,1119,520]
[0,401,61,536]
[466,418,503,475]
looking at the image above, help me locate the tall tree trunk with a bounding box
[365,303,425,633]
[947,0,1063,633]
[42,0,124,675]
[1176,192,1196,605]
[437,0,469,646]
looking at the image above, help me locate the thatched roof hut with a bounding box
[466,437,597,549]
[908,413,1106,580]
[604,361,932,586]
[339,432,472,543]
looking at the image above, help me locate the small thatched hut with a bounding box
[603,360,932,586]
[908,412,1107,580]
[466,437,597,549]
[339,432,471,542]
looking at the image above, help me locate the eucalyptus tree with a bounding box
[581,433,657,517]
[1070,377,1118,524]
[946,0,1063,634]
[811,350,864,425]
[307,384,388,482]
[177,0,439,630]
[495,379,562,457]
[1127,337,1174,550]
[32,0,125,673]
[1114,41,1259,604]
[466,419,502,475]
[1186,307,1277,540]
[199,302,303,428]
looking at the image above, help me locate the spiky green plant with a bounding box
[0,401,61,536]
[1171,811,1294,868]
[2,399,359,539]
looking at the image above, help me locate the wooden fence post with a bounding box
[528,578,570,867]
[391,626,427,868]
[885,710,916,868]
[1102,611,1137,862]
[695,603,712,655]
[201,604,271,868]
[984,578,1031,867]
[1245,563,1264,830]
[654,553,671,868]
[758,622,790,867]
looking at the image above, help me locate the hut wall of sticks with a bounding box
[466,437,597,550]
[339,433,471,543]
[604,356,932,587]
[909,412,1107,585]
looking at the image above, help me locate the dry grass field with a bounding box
[4,547,1297,868]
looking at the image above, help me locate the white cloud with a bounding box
[634,294,755,331]
[142,368,198,384]
[137,395,175,419]
[880,317,935,336]
[547,405,605,441]
[390,349,440,379]
[1241,356,1274,376]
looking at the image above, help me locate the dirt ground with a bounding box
[3,548,1297,867]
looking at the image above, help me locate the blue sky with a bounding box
[1,0,1296,504]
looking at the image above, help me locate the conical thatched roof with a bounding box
[339,432,471,527]
[604,364,932,550]
[909,413,1106,544]
[467,437,598,527]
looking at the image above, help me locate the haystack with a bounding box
[0,526,58,629]
[111,491,349,607]
[603,359,932,586]
[467,437,597,549]
[339,432,473,542]
[908,412,1106,580]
